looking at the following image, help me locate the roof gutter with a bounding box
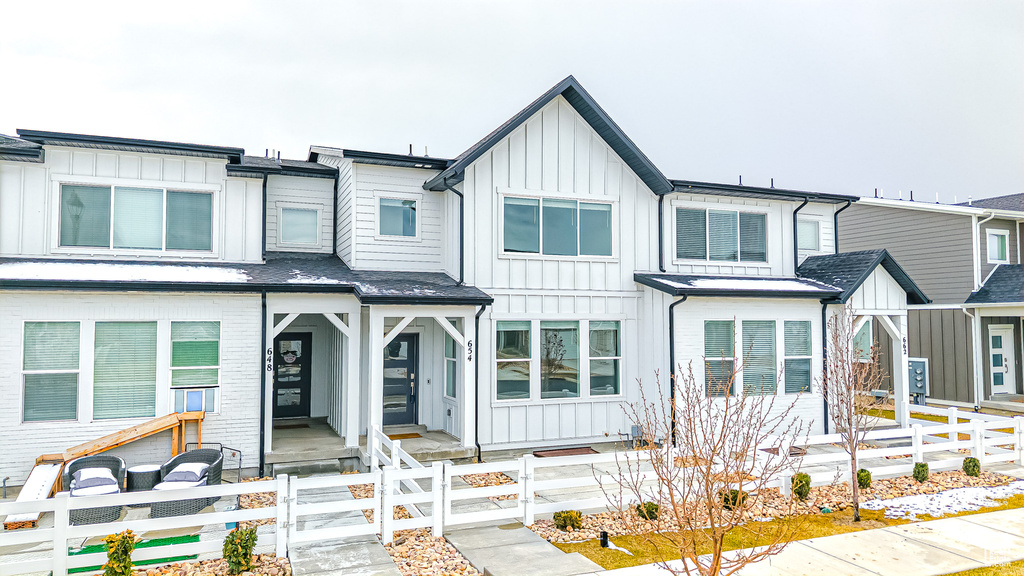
[474,303,488,462]
[667,295,688,446]
[833,199,852,253]
[658,195,666,272]
[793,197,809,272]
[443,177,466,286]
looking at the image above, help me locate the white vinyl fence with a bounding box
[3,409,1023,575]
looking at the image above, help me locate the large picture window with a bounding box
[503,196,613,257]
[60,185,212,252]
[94,322,157,420]
[676,207,767,263]
[23,322,80,422]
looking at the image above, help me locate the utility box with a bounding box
[908,357,928,404]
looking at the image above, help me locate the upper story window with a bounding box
[987,229,1010,264]
[379,198,417,237]
[59,184,212,251]
[797,220,820,251]
[502,196,613,257]
[676,208,766,263]
[280,207,320,245]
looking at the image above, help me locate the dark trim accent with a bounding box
[670,179,859,203]
[16,129,244,163]
[658,195,666,273]
[259,291,267,476]
[668,295,687,446]
[0,146,43,158]
[261,174,268,262]
[821,302,829,435]
[355,294,493,306]
[342,149,450,170]
[634,274,841,300]
[332,171,340,257]
[833,200,852,253]
[226,163,337,179]
[443,177,465,285]
[793,197,809,273]
[474,303,488,462]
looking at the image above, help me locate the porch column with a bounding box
[462,310,477,449]
[263,310,275,458]
[344,313,362,448]
[893,314,910,427]
[368,307,385,437]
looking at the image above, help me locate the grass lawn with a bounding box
[864,407,1014,437]
[555,494,1024,571]
[943,561,1024,575]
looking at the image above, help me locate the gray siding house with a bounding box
[839,195,1024,407]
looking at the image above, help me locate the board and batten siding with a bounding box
[0,291,262,483]
[907,309,975,403]
[980,218,1020,281]
[0,149,263,262]
[839,204,974,304]
[265,174,335,253]
[350,163,447,272]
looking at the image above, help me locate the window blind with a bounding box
[579,202,612,256]
[708,210,739,261]
[113,187,163,250]
[60,185,111,248]
[675,208,707,259]
[23,322,80,422]
[739,213,767,262]
[171,321,220,387]
[704,320,735,396]
[94,322,157,419]
[784,321,812,393]
[542,199,578,256]
[742,320,776,395]
[166,191,213,250]
[281,208,319,244]
[503,198,540,253]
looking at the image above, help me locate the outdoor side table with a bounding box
[127,464,162,507]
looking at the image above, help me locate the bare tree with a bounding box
[608,365,809,576]
[820,305,887,522]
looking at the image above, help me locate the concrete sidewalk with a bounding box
[583,507,1024,576]
[446,522,602,576]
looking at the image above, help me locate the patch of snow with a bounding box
[287,271,346,284]
[0,261,250,283]
[659,276,836,292]
[861,480,1024,520]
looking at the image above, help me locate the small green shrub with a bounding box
[720,489,748,511]
[223,526,258,574]
[791,472,811,501]
[962,457,981,477]
[553,510,583,531]
[857,468,872,489]
[913,462,929,483]
[102,530,137,576]
[635,501,660,520]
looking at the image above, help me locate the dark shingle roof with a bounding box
[423,76,672,195]
[958,193,1024,212]
[0,133,44,161]
[0,253,492,305]
[227,156,337,179]
[634,273,841,299]
[797,249,930,305]
[966,265,1024,305]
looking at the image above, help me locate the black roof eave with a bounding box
[16,129,245,164]
[226,165,338,179]
[423,76,672,195]
[341,149,451,170]
[634,274,841,300]
[669,179,860,204]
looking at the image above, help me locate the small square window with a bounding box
[380,198,417,237]
[987,231,1009,264]
[797,220,820,251]
[281,208,319,245]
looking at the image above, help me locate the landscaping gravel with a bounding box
[238,477,276,528]
[384,529,481,576]
[134,554,290,576]
[459,472,518,501]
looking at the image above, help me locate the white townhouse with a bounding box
[0,76,928,484]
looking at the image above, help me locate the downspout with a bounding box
[258,291,268,476]
[833,200,852,253]
[331,171,340,257]
[658,195,666,272]
[474,303,488,462]
[821,301,830,434]
[261,174,269,261]
[667,295,688,446]
[792,197,809,272]
[442,177,466,286]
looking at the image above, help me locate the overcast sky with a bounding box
[2,1,1021,202]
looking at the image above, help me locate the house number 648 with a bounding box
[266,347,274,371]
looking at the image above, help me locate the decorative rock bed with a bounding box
[134,554,290,576]
[384,529,481,576]
[238,477,276,528]
[458,472,518,501]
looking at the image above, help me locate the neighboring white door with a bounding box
[989,325,1017,395]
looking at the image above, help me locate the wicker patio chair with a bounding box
[149,449,223,518]
[63,455,126,526]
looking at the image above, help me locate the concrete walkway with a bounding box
[581,507,1024,575]
[446,522,602,576]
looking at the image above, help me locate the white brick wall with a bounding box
[0,290,262,484]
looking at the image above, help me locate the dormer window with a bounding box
[676,208,767,263]
[987,229,1009,264]
[59,184,212,251]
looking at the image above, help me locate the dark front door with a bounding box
[274,332,312,418]
[383,334,418,426]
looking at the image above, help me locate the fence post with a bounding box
[522,455,535,526]
[431,462,444,537]
[1016,418,1024,466]
[371,469,382,534]
[277,474,290,558]
[443,462,453,527]
[381,465,396,544]
[912,424,924,463]
[780,473,793,497]
[948,407,959,444]
[52,492,69,576]
[370,430,379,470]
[972,420,985,462]
[392,440,402,468]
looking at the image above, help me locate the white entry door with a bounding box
[989,325,1017,395]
